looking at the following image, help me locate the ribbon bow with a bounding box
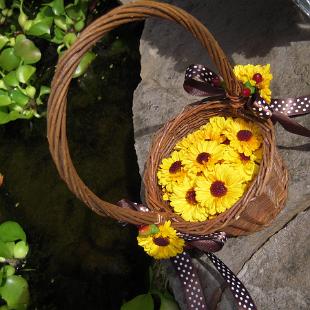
[118,199,257,310]
[183,64,310,137]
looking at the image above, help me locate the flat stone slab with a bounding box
[126,0,310,308]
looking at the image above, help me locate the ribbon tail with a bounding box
[206,252,257,310]
[171,252,208,309]
[271,112,310,137]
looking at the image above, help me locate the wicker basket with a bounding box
[47,1,288,236]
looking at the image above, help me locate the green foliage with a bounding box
[0,0,96,124]
[0,221,30,310]
[121,268,180,310]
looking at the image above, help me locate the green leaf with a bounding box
[52,25,65,44]
[49,0,65,16]
[73,51,96,78]
[13,241,29,259]
[74,19,85,32]
[158,293,179,310]
[10,89,29,106]
[0,275,30,309]
[36,85,50,105]
[3,71,19,87]
[0,48,21,71]
[63,33,77,48]
[54,15,67,31]
[14,35,41,65]
[0,93,11,106]
[0,0,5,10]
[0,80,7,90]
[0,35,9,51]
[27,20,52,38]
[16,65,36,84]
[0,240,13,259]
[2,265,16,277]
[121,294,154,310]
[0,221,26,242]
[25,85,36,98]
[66,5,85,20]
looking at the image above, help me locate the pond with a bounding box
[0,2,150,309]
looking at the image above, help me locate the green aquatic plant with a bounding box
[0,0,96,124]
[0,221,30,310]
[121,267,179,310]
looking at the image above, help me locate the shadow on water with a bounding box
[0,4,150,309]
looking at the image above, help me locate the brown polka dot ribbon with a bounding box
[117,200,257,309]
[170,232,257,310]
[184,64,310,137]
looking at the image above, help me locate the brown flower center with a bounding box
[185,189,198,205]
[222,138,230,145]
[196,152,210,164]
[169,161,182,174]
[153,237,170,246]
[237,130,253,141]
[210,181,227,197]
[239,153,250,161]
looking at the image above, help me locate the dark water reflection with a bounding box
[0,18,149,309]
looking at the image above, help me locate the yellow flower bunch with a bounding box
[233,64,273,103]
[157,116,263,222]
[137,221,184,259]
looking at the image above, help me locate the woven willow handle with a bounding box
[47,1,242,225]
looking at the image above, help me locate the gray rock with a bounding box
[131,0,310,308]
[238,210,310,310]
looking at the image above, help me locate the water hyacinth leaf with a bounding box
[10,89,29,106]
[0,275,30,309]
[52,25,65,44]
[0,0,5,9]
[49,0,65,16]
[121,293,154,310]
[14,36,41,65]
[27,20,52,38]
[74,19,85,32]
[0,94,11,106]
[73,51,96,78]
[36,85,50,104]
[25,85,36,98]
[54,15,67,31]
[0,80,7,90]
[0,48,20,71]
[13,241,29,259]
[0,221,27,242]
[16,65,36,84]
[0,35,9,51]
[157,293,179,310]
[63,33,77,48]
[66,4,85,20]
[0,240,13,259]
[2,265,16,277]
[3,71,19,87]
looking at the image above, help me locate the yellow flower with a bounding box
[170,177,208,222]
[174,129,207,151]
[157,150,186,192]
[200,116,228,143]
[224,118,262,156]
[226,147,260,181]
[233,64,273,103]
[183,140,226,175]
[196,164,246,214]
[137,221,184,259]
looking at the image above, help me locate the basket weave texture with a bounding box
[47,1,288,236]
